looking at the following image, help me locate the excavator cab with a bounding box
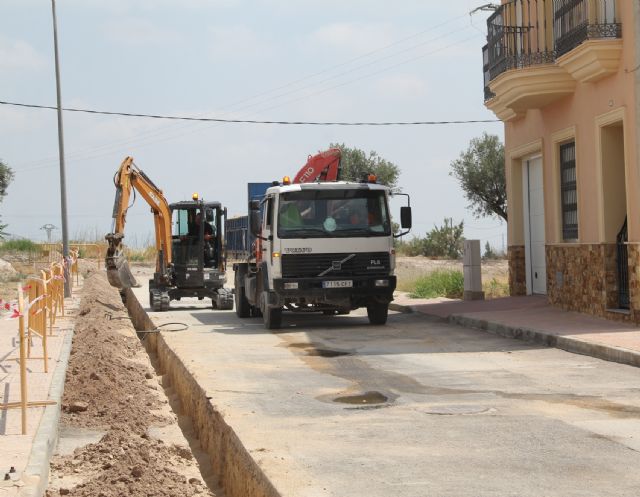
[162,199,232,310]
[171,201,220,278]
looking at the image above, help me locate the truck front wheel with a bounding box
[234,273,251,318]
[367,302,388,325]
[261,291,282,329]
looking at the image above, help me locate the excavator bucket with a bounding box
[105,233,139,289]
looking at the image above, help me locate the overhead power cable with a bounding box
[0,100,498,126]
[12,15,484,171]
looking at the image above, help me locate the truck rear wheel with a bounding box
[367,303,388,325]
[234,273,251,318]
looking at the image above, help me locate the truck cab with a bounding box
[231,178,411,329]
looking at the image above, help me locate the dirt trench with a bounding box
[46,269,217,497]
[47,266,281,497]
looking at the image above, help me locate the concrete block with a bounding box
[463,240,482,267]
[464,266,483,293]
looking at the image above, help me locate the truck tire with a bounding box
[234,273,251,318]
[367,302,388,325]
[263,306,282,329]
[261,291,282,329]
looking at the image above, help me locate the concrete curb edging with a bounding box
[391,302,640,369]
[389,302,413,313]
[20,327,75,497]
[449,314,640,368]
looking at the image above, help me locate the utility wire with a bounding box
[14,14,473,170]
[0,100,498,126]
[14,18,485,170]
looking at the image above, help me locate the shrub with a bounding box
[483,277,509,299]
[0,239,39,252]
[423,218,465,259]
[410,269,464,299]
[483,241,496,259]
[395,237,425,257]
[125,246,156,263]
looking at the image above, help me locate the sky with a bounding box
[0,0,505,251]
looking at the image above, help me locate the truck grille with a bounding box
[281,252,390,278]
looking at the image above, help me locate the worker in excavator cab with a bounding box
[189,211,217,267]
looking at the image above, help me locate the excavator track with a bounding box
[213,288,234,310]
[150,289,171,312]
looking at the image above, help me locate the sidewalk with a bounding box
[391,293,640,368]
[0,282,81,497]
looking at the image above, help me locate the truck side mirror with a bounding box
[400,206,412,229]
[249,200,261,236]
[205,209,214,222]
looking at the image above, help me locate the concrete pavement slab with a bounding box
[129,279,640,497]
[391,293,640,368]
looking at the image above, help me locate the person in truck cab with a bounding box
[280,202,303,228]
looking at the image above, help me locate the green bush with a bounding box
[423,218,465,259]
[483,277,509,299]
[410,269,464,299]
[395,218,465,259]
[0,239,38,252]
[395,237,425,257]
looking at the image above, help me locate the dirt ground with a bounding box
[46,267,215,497]
[395,256,508,292]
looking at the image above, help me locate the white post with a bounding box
[463,240,484,301]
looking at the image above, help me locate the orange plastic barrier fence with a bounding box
[1,250,78,434]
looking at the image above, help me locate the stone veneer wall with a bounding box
[546,243,637,323]
[508,245,526,296]
[628,244,640,319]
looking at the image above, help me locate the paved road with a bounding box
[131,279,640,497]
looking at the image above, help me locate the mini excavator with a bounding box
[105,157,233,312]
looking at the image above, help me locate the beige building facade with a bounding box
[483,0,640,321]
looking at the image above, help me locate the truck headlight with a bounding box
[284,282,299,290]
[374,279,389,287]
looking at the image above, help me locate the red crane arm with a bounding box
[293,148,341,184]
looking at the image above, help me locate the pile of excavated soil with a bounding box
[46,270,215,497]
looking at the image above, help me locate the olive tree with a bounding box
[450,133,507,221]
[329,143,400,190]
[0,159,14,239]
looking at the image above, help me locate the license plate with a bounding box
[323,280,353,288]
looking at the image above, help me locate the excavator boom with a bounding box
[105,157,173,289]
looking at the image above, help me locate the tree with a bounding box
[450,133,507,221]
[0,159,14,239]
[329,143,400,190]
[483,241,496,259]
[423,218,465,259]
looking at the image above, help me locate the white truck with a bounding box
[226,150,412,329]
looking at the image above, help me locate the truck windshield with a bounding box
[277,189,390,238]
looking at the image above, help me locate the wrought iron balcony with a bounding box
[483,0,555,100]
[554,0,621,57]
[483,0,622,101]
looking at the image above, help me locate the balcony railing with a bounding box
[483,0,555,99]
[483,0,622,100]
[554,0,621,57]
